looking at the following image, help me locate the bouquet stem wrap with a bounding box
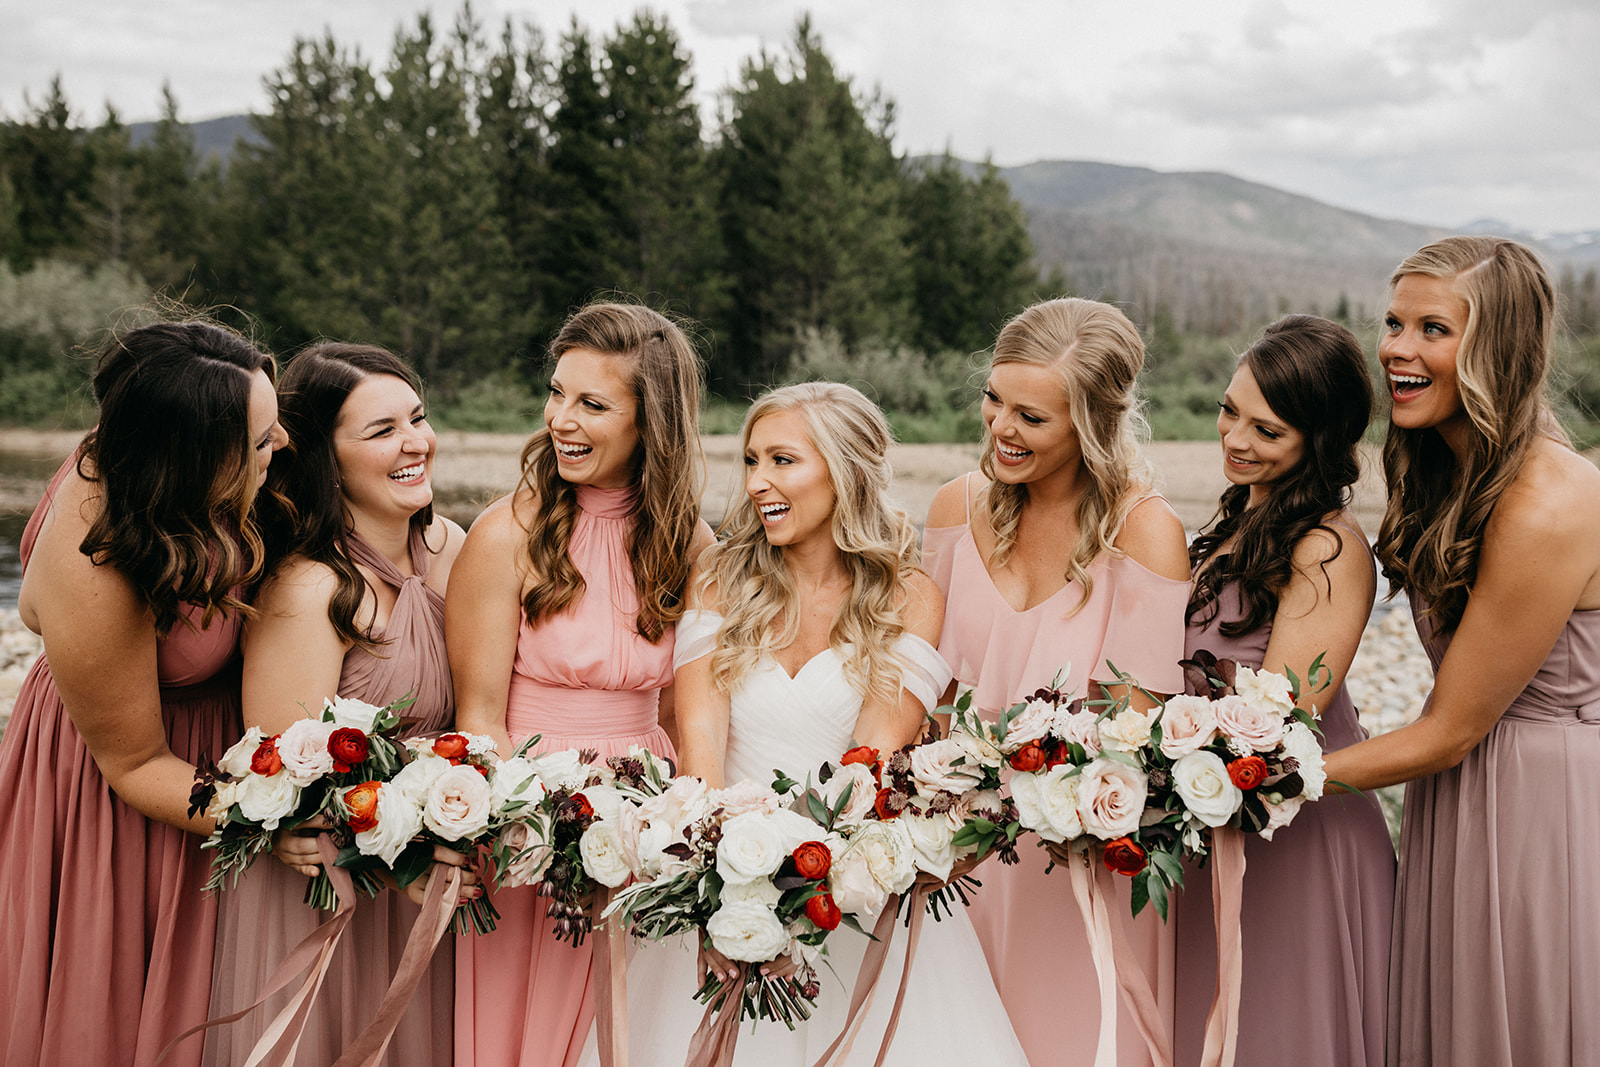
[155,836,360,1066]
[1199,828,1246,1067]
[1067,855,1173,1067]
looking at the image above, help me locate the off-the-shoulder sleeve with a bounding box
[893,633,954,713]
[673,608,723,671]
[1090,554,1190,695]
[922,523,964,599]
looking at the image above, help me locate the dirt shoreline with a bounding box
[0,427,1389,531]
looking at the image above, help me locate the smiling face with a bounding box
[980,360,1082,489]
[1381,273,1469,445]
[246,369,288,490]
[744,409,836,551]
[333,373,436,527]
[1217,362,1306,506]
[545,350,641,490]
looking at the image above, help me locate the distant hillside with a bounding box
[129,114,260,165]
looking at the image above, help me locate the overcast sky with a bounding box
[3,0,1596,233]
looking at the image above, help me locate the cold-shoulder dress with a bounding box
[924,478,1190,1067]
[203,525,456,1066]
[0,455,244,1067]
[455,484,678,1067]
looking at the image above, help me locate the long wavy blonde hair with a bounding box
[701,382,920,706]
[979,298,1155,613]
[518,302,705,641]
[1375,236,1562,630]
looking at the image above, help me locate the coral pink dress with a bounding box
[1171,579,1395,1067]
[204,526,455,1066]
[0,456,243,1067]
[1388,596,1600,1064]
[455,484,677,1067]
[924,478,1189,1067]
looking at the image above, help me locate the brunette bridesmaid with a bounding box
[1171,315,1395,1065]
[0,322,286,1066]
[1323,236,1600,1063]
[203,343,466,1065]
[450,302,713,1067]
[924,297,1190,1066]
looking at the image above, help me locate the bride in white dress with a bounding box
[582,382,1029,1067]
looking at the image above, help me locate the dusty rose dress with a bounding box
[203,526,455,1066]
[1387,596,1600,1064]
[924,478,1190,1067]
[455,484,677,1067]
[1172,579,1395,1067]
[0,456,243,1067]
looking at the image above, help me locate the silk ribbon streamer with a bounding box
[330,862,463,1067]
[683,961,750,1067]
[154,835,360,1066]
[808,893,903,1067]
[1066,854,1175,1067]
[1199,828,1246,1067]
[592,889,630,1067]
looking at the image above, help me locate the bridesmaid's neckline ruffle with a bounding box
[576,483,636,519]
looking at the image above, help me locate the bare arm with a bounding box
[445,496,528,758]
[1325,449,1600,790]
[241,559,352,733]
[17,474,215,835]
[673,541,731,786]
[852,571,946,752]
[1259,519,1375,715]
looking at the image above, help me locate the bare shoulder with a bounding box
[1115,495,1189,580]
[427,515,468,568]
[1493,440,1600,544]
[897,569,946,640]
[1292,511,1366,570]
[689,518,716,555]
[687,538,724,613]
[259,555,340,612]
[926,474,978,529]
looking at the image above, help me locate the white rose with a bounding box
[324,695,386,733]
[581,783,626,824]
[903,813,959,880]
[1234,666,1297,718]
[952,726,1004,775]
[355,785,424,866]
[720,877,784,908]
[217,727,268,779]
[1075,759,1148,839]
[617,801,669,878]
[1280,722,1326,799]
[715,811,788,885]
[235,770,299,830]
[390,752,451,806]
[1098,708,1158,753]
[530,749,588,792]
[829,847,891,919]
[423,764,493,841]
[1171,751,1242,828]
[275,718,337,786]
[1056,709,1103,757]
[489,756,547,811]
[848,819,916,895]
[496,818,553,887]
[1011,765,1085,843]
[705,900,789,963]
[1258,793,1306,841]
[1000,699,1059,752]
[817,764,879,826]
[1158,695,1220,759]
[769,807,824,852]
[910,738,985,796]
[1213,695,1284,753]
[713,778,780,818]
[579,820,633,888]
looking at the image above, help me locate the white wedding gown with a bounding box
[579,610,1030,1067]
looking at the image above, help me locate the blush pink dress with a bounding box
[203,525,456,1066]
[1387,596,1600,1064]
[0,456,244,1067]
[455,484,677,1067]
[1171,578,1395,1067]
[924,476,1189,1067]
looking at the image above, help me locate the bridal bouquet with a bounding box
[810,733,1021,921]
[488,745,675,946]
[962,657,1328,919]
[600,774,845,1028]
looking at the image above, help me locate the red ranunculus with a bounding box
[433,733,470,762]
[344,781,382,833]
[327,728,370,773]
[873,787,905,821]
[1044,740,1072,769]
[1227,755,1269,791]
[1102,836,1148,877]
[805,892,842,931]
[250,737,283,776]
[841,745,882,782]
[792,840,832,881]
[1008,740,1047,773]
[571,793,595,821]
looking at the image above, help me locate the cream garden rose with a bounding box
[706,899,789,962]
[422,764,493,840]
[1011,764,1085,843]
[1171,750,1241,828]
[1213,694,1284,753]
[1075,759,1147,839]
[1158,695,1220,759]
[275,718,337,786]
